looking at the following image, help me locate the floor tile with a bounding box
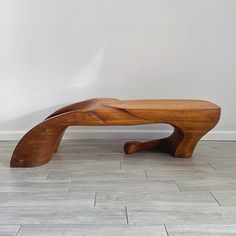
[0,191,94,207]
[166,225,236,236]
[0,181,70,192]
[70,180,179,192]
[96,191,218,207]
[121,159,212,171]
[18,225,167,236]
[0,206,126,224]
[47,169,146,181]
[127,206,236,225]
[176,178,236,191]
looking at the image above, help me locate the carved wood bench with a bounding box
[10,98,221,167]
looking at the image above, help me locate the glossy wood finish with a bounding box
[10,98,221,167]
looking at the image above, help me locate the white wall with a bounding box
[0,0,236,140]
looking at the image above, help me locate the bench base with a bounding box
[124,125,204,158]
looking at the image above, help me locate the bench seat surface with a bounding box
[102,99,219,110]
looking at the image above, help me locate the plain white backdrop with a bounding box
[0,0,235,140]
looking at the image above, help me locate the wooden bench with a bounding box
[10,98,221,167]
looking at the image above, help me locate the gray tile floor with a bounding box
[0,140,236,235]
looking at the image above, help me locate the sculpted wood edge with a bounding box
[10,98,221,168]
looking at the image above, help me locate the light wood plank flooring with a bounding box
[0,140,236,235]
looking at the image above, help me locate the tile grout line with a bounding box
[210,192,221,206]
[94,192,97,207]
[207,161,215,170]
[144,170,149,180]
[175,181,182,192]
[67,180,72,192]
[45,171,51,180]
[164,224,170,236]
[125,206,129,225]
[15,225,22,236]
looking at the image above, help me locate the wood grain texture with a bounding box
[10,98,221,167]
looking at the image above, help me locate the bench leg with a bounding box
[10,123,65,167]
[124,124,209,158]
[53,128,67,154]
